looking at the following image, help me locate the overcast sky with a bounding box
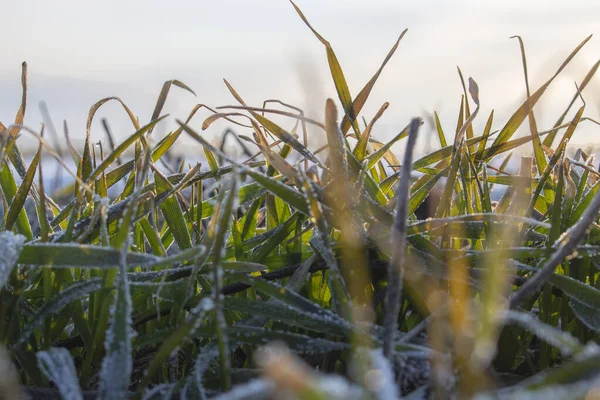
[2,0,600,157]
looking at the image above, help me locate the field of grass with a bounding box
[2,2,600,400]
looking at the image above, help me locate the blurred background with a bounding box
[1,0,599,159]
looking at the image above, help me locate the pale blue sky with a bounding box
[2,0,599,156]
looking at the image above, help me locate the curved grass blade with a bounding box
[229,325,349,354]
[149,80,196,135]
[87,115,167,184]
[86,97,141,137]
[517,351,600,391]
[142,384,176,400]
[3,63,31,188]
[569,298,600,332]
[178,119,311,216]
[222,80,321,166]
[223,296,350,337]
[548,273,600,309]
[235,274,353,331]
[5,62,27,139]
[37,347,83,400]
[504,310,582,358]
[210,379,274,400]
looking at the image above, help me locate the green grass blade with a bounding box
[490,35,591,147]
[139,298,214,390]
[365,122,413,170]
[221,80,321,166]
[0,157,33,239]
[4,145,41,231]
[548,274,600,309]
[18,243,161,267]
[544,59,600,147]
[87,116,167,184]
[504,310,583,357]
[149,80,195,135]
[352,103,388,161]
[154,169,193,250]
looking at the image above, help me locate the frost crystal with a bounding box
[37,347,83,400]
[368,348,399,400]
[211,378,275,400]
[0,231,26,289]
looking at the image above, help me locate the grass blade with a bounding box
[37,347,83,400]
[4,145,41,231]
[98,250,134,400]
[0,231,26,289]
[384,118,420,358]
[490,35,591,147]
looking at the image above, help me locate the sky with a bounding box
[2,0,600,158]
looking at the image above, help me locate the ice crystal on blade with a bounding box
[0,231,25,289]
[98,257,134,400]
[37,347,83,400]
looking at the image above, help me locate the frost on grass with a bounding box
[364,348,400,400]
[37,347,83,400]
[0,231,26,289]
[141,383,176,400]
[474,378,600,400]
[257,342,365,399]
[504,310,583,357]
[393,353,433,396]
[211,378,275,400]
[228,325,348,354]
[189,297,214,331]
[181,344,219,400]
[98,263,135,400]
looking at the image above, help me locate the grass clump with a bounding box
[2,2,600,399]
